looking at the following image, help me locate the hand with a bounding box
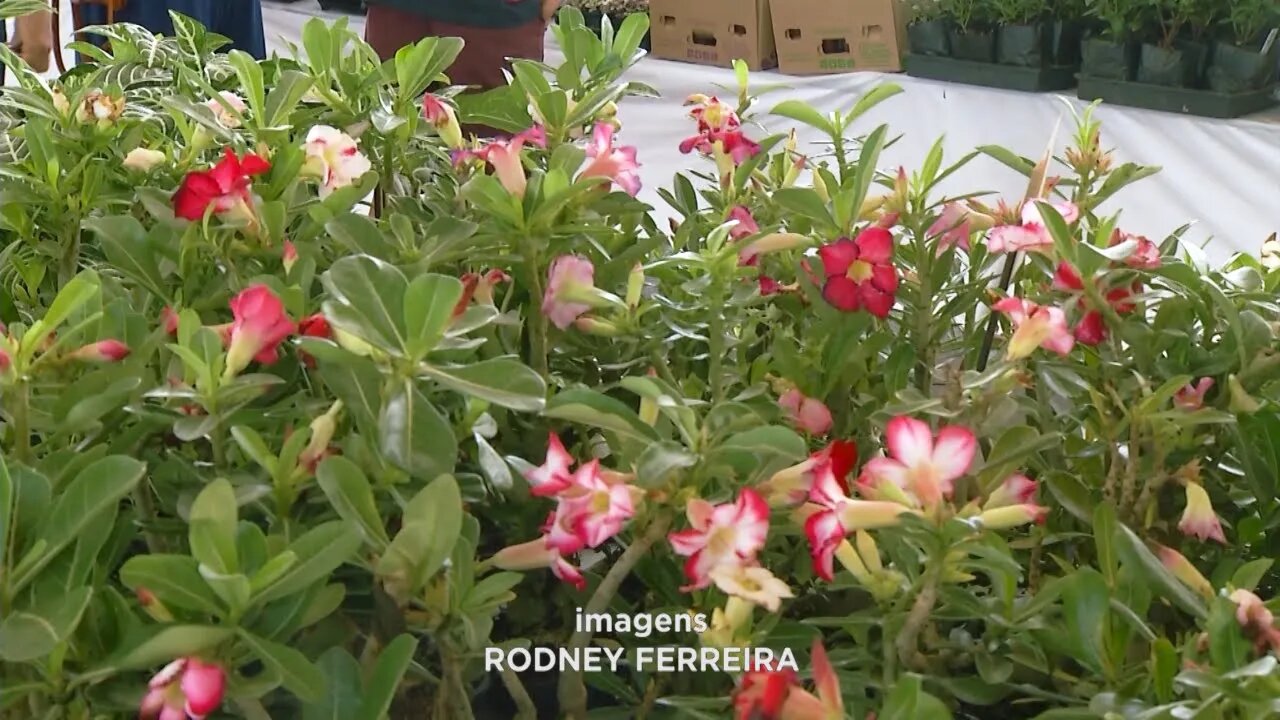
[541,0,560,22]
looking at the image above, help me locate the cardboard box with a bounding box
[647,0,777,71]
[770,0,906,75]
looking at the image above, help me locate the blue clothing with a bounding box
[83,1,266,59]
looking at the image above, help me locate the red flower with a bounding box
[224,285,295,378]
[161,306,180,336]
[172,147,270,221]
[1053,261,1140,345]
[817,228,899,317]
[297,313,332,369]
[758,276,781,296]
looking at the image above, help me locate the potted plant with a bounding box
[1207,0,1280,92]
[1136,0,1212,87]
[905,0,952,57]
[1082,0,1143,78]
[1051,0,1089,65]
[945,0,999,61]
[568,0,652,50]
[993,0,1052,66]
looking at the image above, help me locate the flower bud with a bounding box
[124,148,166,172]
[136,587,175,623]
[51,87,71,116]
[812,169,830,203]
[739,233,810,262]
[76,89,126,127]
[299,400,342,474]
[68,339,130,363]
[333,327,375,357]
[282,240,298,274]
[626,263,645,309]
[1156,544,1214,599]
[1228,374,1261,414]
[422,94,465,150]
[573,317,621,337]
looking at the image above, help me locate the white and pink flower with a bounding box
[1178,482,1226,544]
[542,255,597,330]
[778,388,833,436]
[1175,378,1214,411]
[139,657,225,720]
[490,537,586,591]
[987,200,1079,254]
[577,123,641,196]
[205,91,247,129]
[525,432,576,497]
[668,489,770,591]
[805,462,916,581]
[543,460,636,553]
[859,416,976,509]
[993,297,1076,359]
[458,126,547,197]
[303,125,372,197]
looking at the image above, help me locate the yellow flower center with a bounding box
[707,526,735,556]
[591,491,611,514]
[846,259,874,283]
[738,575,762,593]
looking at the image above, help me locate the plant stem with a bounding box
[707,282,726,403]
[558,511,674,720]
[499,667,537,720]
[9,382,33,462]
[525,264,550,379]
[976,251,1021,372]
[59,230,80,288]
[914,224,933,393]
[895,560,942,671]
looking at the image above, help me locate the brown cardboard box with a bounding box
[770,0,906,75]
[648,0,777,71]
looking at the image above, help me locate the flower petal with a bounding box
[930,425,977,486]
[817,239,858,277]
[822,276,862,312]
[885,416,934,466]
[854,227,893,264]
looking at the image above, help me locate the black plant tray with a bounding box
[905,54,1078,92]
[1077,75,1278,119]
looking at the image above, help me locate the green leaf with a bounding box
[120,555,222,614]
[418,358,546,412]
[402,274,463,359]
[379,381,458,479]
[0,455,12,578]
[359,634,418,720]
[315,457,391,550]
[0,587,92,662]
[1093,502,1119,587]
[16,456,144,593]
[238,631,326,703]
[188,478,239,575]
[24,271,100,354]
[252,522,362,604]
[1114,524,1209,620]
[307,341,383,437]
[231,426,278,475]
[101,626,234,672]
[716,426,807,463]
[879,673,922,720]
[1062,567,1110,676]
[263,70,315,128]
[322,256,409,355]
[1206,598,1252,670]
[635,441,698,489]
[1231,558,1273,591]
[544,388,658,444]
[844,83,904,125]
[226,50,266,125]
[1152,637,1178,703]
[86,216,167,298]
[324,213,398,259]
[304,648,363,720]
[770,100,835,137]
[377,476,463,597]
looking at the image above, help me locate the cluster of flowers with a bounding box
[492,434,644,589]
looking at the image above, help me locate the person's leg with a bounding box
[10,4,54,73]
[209,0,266,59]
[429,18,547,91]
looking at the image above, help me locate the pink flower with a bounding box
[0,348,11,375]
[1178,483,1226,544]
[758,277,781,296]
[224,285,295,378]
[975,503,1049,530]
[1175,378,1214,411]
[993,297,1075,359]
[577,123,641,196]
[542,255,596,330]
[860,416,976,509]
[818,228,899,318]
[927,202,976,252]
[524,433,575,496]
[139,657,225,720]
[685,94,740,134]
[543,460,636,553]
[204,91,246,128]
[490,537,585,591]
[984,474,1037,510]
[67,339,130,363]
[733,638,841,720]
[1052,262,1139,346]
[1230,589,1274,630]
[462,126,547,197]
[422,94,464,149]
[668,489,769,591]
[282,240,298,274]
[728,206,760,242]
[161,306,180,336]
[986,200,1079,254]
[778,388,833,436]
[805,462,916,581]
[1111,229,1162,269]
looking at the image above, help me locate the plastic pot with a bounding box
[1136,42,1203,88]
[1081,37,1135,80]
[1051,20,1085,66]
[950,27,997,63]
[1207,42,1278,93]
[908,19,952,57]
[997,22,1051,67]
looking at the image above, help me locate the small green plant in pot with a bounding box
[1082,0,1144,78]
[1050,0,1089,64]
[565,0,652,51]
[905,0,952,57]
[1207,0,1280,92]
[993,0,1052,66]
[1136,0,1217,87]
[944,0,998,61]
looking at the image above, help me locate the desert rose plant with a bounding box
[2,6,1280,720]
